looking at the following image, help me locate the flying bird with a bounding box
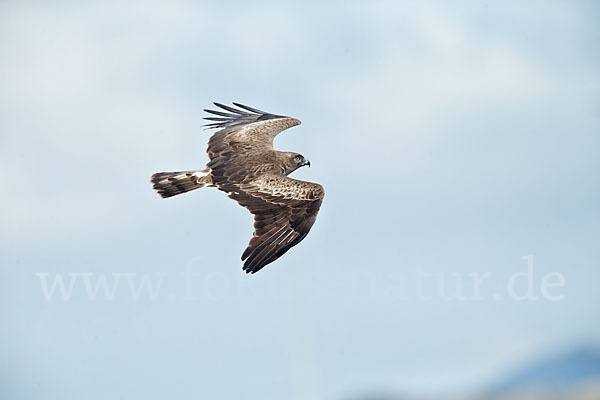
[150,102,324,274]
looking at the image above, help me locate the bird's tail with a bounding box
[150,169,213,198]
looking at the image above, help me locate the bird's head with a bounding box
[283,153,310,175]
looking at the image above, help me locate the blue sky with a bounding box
[1,1,599,399]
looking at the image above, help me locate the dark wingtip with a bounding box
[203,102,287,129]
[214,102,246,114]
[242,265,256,274]
[232,102,268,114]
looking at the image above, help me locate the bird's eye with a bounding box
[295,156,301,162]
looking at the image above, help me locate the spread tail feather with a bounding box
[151,169,213,198]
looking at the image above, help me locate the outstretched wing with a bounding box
[219,175,325,274]
[204,102,301,156]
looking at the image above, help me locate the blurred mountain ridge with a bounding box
[344,346,600,400]
[482,346,600,400]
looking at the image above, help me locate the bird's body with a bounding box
[151,103,324,274]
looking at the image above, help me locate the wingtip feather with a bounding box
[203,102,288,129]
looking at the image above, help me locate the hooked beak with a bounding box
[305,160,311,168]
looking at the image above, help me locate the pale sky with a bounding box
[1,1,599,399]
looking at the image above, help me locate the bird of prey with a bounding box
[150,102,324,274]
